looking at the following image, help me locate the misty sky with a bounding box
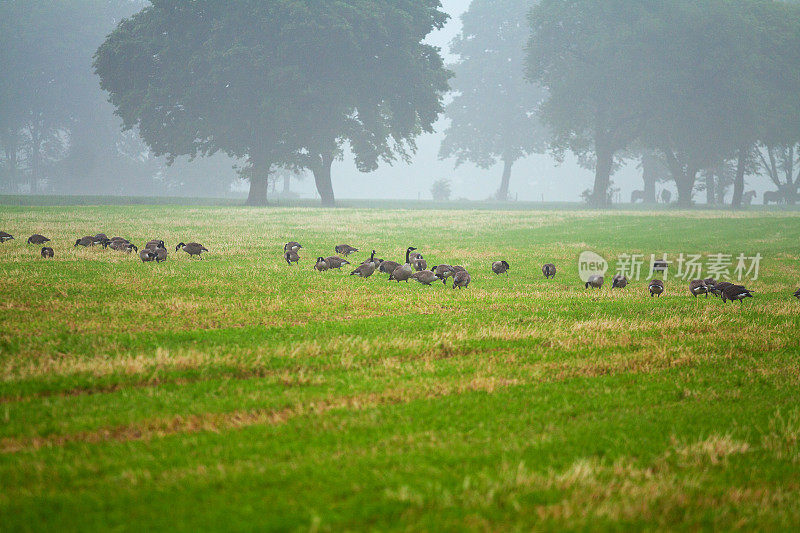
[283,0,645,203]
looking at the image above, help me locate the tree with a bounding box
[430,178,452,201]
[439,0,548,201]
[95,0,451,206]
[527,1,653,208]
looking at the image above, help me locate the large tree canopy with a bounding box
[439,0,549,201]
[95,0,451,206]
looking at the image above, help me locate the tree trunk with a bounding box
[496,158,513,201]
[731,147,747,210]
[283,173,290,195]
[642,159,657,203]
[592,141,614,208]
[246,157,271,206]
[312,153,335,207]
[675,169,696,208]
[705,173,715,205]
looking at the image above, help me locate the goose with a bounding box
[389,247,417,283]
[721,284,753,304]
[335,244,358,256]
[323,256,350,269]
[0,231,14,243]
[284,249,300,265]
[350,252,376,278]
[380,260,401,275]
[109,240,137,253]
[451,265,466,273]
[93,233,110,246]
[74,236,95,247]
[139,248,157,262]
[794,288,800,300]
[452,270,471,289]
[360,250,380,268]
[542,263,556,279]
[689,279,708,298]
[41,247,54,258]
[409,251,424,263]
[155,246,168,263]
[611,274,628,289]
[649,279,664,297]
[145,240,165,250]
[411,269,438,285]
[176,242,208,258]
[284,241,302,252]
[413,257,428,271]
[585,275,603,289]
[492,261,510,275]
[314,257,329,271]
[27,234,50,245]
[431,264,455,284]
[710,281,733,297]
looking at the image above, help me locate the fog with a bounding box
[1,0,797,205]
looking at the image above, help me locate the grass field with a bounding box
[1,205,800,531]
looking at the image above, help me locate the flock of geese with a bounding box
[0,230,788,302]
[0,231,208,262]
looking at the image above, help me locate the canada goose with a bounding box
[689,279,708,298]
[379,260,400,274]
[409,251,424,263]
[41,247,54,258]
[492,260,510,275]
[794,288,800,300]
[649,279,664,297]
[93,233,110,246]
[0,231,14,243]
[451,265,466,273]
[389,247,417,282]
[155,246,168,263]
[335,244,358,256]
[413,257,428,271]
[284,241,302,252]
[542,263,556,279]
[411,269,438,285]
[109,240,137,253]
[284,249,300,265]
[314,257,329,271]
[176,242,208,258]
[74,236,95,247]
[350,252,376,278]
[585,275,603,289]
[611,274,628,289]
[27,234,50,245]
[360,250,380,268]
[452,270,471,289]
[703,278,717,295]
[431,264,455,284]
[139,249,157,262]
[710,281,733,297]
[721,284,752,304]
[146,240,165,250]
[323,256,350,269]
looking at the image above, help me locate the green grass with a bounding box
[1,205,799,531]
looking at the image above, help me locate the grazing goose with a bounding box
[585,275,603,289]
[689,279,708,298]
[411,269,438,285]
[139,248,157,262]
[74,236,95,247]
[145,240,165,250]
[794,288,800,300]
[721,284,753,304]
[93,233,110,246]
[41,247,54,258]
[284,241,302,252]
[155,246,168,263]
[335,244,358,256]
[451,265,466,273]
[380,260,400,274]
[389,247,417,283]
[27,234,50,245]
[0,231,14,243]
[323,256,350,269]
[710,281,733,297]
[611,274,628,289]
[542,263,556,279]
[452,270,471,289]
[109,240,137,253]
[431,264,455,284]
[176,242,208,258]
[409,251,424,263]
[350,252,376,278]
[284,249,300,265]
[360,250,381,268]
[492,261,510,275]
[413,257,428,271]
[314,257,329,271]
[649,279,664,297]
